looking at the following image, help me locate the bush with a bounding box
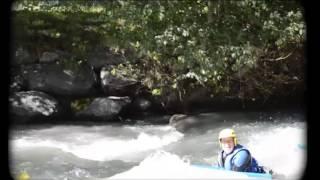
[12,0,305,103]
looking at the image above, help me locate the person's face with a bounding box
[220,137,235,154]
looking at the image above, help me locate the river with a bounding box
[9,110,306,180]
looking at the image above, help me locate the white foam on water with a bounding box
[246,122,306,179]
[107,150,269,179]
[10,118,307,180]
[10,125,184,161]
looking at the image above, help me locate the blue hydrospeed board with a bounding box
[192,164,272,180]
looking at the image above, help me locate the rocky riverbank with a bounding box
[9,47,305,125]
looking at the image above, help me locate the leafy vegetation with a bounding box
[12,0,305,104]
[70,98,93,112]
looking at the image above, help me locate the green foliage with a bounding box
[151,88,162,96]
[13,0,305,101]
[56,57,85,73]
[70,98,93,112]
[110,63,140,80]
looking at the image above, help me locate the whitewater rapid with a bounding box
[9,113,306,180]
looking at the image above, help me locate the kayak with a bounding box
[192,164,273,180]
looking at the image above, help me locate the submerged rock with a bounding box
[169,114,195,132]
[169,113,232,133]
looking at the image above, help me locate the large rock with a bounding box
[10,68,26,93]
[21,63,97,97]
[162,91,182,112]
[169,114,191,132]
[39,51,59,63]
[169,113,223,133]
[10,74,25,93]
[131,97,152,112]
[11,47,36,66]
[39,50,72,64]
[138,115,171,125]
[76,96,131,121]
[9,91,61,123]
[169,112,264,133]
[100,67,141,96]
[87,46,125,70]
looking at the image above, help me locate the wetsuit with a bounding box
[217,144,265,173]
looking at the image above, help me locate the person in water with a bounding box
[217,128,267,173]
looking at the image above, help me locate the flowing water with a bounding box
[9,111,306,180]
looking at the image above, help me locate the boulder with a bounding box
[9,91,61,123]
[12,47,36,66]
[87,46,125,70]
[21,63,97,97]
[138,115,171,125]
[120,96,155,117]
[100,67,140,96]
[131,97,152,112]
[169,113,222,133]
[39,51,59,63]
[10,68,26,93]
[76,96,131,121]
[169,114,191,132]
[169,112,264,133]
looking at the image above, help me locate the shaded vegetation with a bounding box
[70,98,94,112]
[12,0,305,106]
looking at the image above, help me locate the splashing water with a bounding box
[105,121,306,180]
[10,125,184,162]
[246,122,306,179]
[107,150,255,179]
[9,112,306,179]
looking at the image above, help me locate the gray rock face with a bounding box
[169,112,261,133]
[21,64,97,96]
[87,46,125,70]
[100,67,140,96]
[9,91,61,123]
[139,115,171,125]
[12,47,36,66]
[39,52,59,63]
[169,114,190,132]
[169,113,221,133]
[77,96,131,121]
[132,97,152,112]
[10,72,26,93]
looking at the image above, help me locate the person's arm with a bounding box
[216,151,224,168]
[231,150,251,172]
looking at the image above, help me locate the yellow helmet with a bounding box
[218,128,237,145]
[17,171,31,180]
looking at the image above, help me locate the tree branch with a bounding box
[263,52,293,62]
